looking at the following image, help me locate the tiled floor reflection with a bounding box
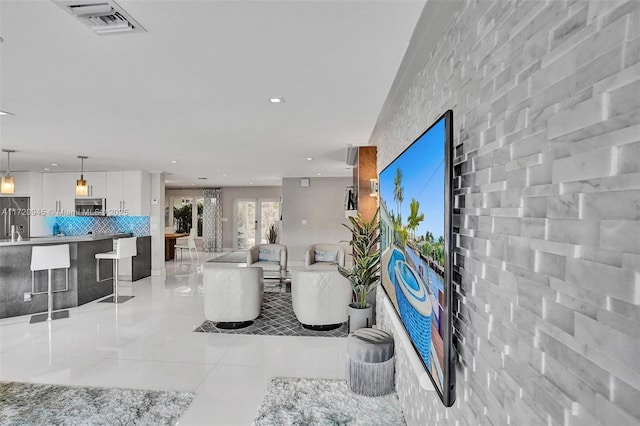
[0,254,348,425]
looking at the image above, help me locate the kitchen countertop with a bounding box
[0,233,132,247]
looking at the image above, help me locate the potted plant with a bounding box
[266,223,278,244]
[338,209,380,332]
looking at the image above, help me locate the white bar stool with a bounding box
[30,244,71,324]
[95,237,137,303]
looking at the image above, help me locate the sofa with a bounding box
[203,266,263,329]
[291,268,352,330]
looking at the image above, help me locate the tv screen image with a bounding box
[379,110,455,406]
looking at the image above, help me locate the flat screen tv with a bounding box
[379,110,455,406]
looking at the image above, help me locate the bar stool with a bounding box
[30,244,71,324]
[95,237,137,303]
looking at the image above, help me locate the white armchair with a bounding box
[291,269,352,330]
[203,266,263,329]
[304,243,346,270]
[247,244,287,278]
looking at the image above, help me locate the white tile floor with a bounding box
[0,255,348,425]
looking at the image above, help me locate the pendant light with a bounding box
[76,155,89,196]
[1,149,15,194]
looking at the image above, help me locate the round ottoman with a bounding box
[346,328,395,396]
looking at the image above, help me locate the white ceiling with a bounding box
[0,0,425,188]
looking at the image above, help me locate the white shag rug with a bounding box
[0,382,194,425]
[253,377,405,425]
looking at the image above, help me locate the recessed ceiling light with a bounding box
[317,173,322,176]
[306,157,313,161]
[44,168,50,171]
[0,110,13,116]
[191,183,196,186]
[269,98,285,103]
[171,160,178,164]
[249,182,253,185]
[51,163,59,167]
[222,174,227,178]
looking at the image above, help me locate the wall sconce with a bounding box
[76,155,89,196]
[1,149,16,194]
[369,178,379,197]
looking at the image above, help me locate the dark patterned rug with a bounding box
[253,377,405,425]
[194,292,348,337]
[0,382,193,425]
[206,251,247,263]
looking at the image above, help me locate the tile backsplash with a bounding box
[50,216,150,237]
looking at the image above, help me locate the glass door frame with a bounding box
[233,197,280,250]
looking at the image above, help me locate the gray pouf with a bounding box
[346,328,395,396]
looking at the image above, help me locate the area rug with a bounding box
[252,377,405,425]
[206,251,247,263]
[0,382,194,425]
[194,292,348,338]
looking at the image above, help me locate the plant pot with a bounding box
[348,303,373,333]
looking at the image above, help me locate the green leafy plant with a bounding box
[173,204,192,234]
[338,209,381,309]
[266,223,278,244]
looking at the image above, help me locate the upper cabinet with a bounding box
[81,172,106,198]
[42,173,77,214]
[10,172,43,205]
[106,171,150,216]
[41,170,149,216]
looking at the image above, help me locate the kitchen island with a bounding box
[0,234,141,319]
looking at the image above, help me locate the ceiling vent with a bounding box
[53,0,146,35]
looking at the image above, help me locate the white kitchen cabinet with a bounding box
[10,172,42,200]
[81,172,106,198]
[106,171,150,216]
[42,173,76,215]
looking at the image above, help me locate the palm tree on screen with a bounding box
[406,198,424,239]
[393,168,404,224]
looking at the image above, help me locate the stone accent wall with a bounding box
[372,1,640,425]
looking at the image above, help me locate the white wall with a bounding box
[372,1,640,425]
[281,177,352,266]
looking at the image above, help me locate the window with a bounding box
[168,196,204,237]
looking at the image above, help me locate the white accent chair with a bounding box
[291,269,352,330]
[203,266,263,328]
[95,237,137,303]
[175,228,199,262]
[304,243,346,270]
[246,243,287,279]
[30,244,71,323]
